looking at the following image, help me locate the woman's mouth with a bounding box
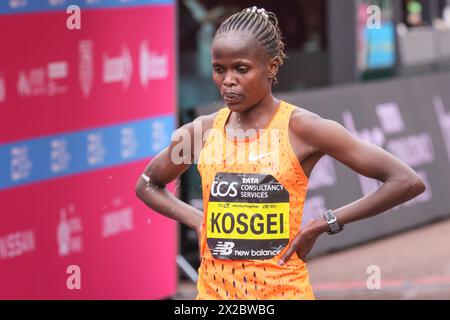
[222,92,243,105]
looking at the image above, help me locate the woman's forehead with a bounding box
[212,31,263,61]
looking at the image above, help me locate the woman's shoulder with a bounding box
[192,110,222,132]
[286,103,323,127]
[287,102,350,153]
[177,109,223,139]
[286,102,327,145]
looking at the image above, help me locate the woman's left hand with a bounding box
[278,219,327,266]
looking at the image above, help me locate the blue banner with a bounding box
[0,0,173,15]
[0,114,175,190]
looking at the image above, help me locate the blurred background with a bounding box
[1,0,450,299]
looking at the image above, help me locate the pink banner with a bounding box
[0,5,175,143]
[0,4,177,299]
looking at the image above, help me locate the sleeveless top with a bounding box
[195,100,315,300]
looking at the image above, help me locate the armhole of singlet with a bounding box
[203,107,227,147]
[197,108,227,175]
[285,105,309,184]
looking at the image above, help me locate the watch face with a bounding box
[327,216,337,224]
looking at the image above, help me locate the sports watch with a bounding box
[324,209,343,235]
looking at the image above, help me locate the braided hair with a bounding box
[214,6,287,85]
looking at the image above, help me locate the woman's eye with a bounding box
[213,67,224,73]
[237,67,248,73]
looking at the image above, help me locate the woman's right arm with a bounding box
[134,114,215,240]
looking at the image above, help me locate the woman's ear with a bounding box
[268,57,280,81]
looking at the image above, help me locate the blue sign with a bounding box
[0,114,175,190]
[364,21,396,69]
[0,0,173,15]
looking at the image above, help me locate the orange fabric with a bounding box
[196,101,315,300]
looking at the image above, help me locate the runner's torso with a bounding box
[196,100,315,300]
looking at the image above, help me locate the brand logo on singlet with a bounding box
[212,241,235,256]
[248,152,276,162]
[211,180,238,197]
[206,173,290,260]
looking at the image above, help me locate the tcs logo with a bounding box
[211,180,238,197]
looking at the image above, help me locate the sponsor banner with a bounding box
[0,161,177,299]
[0,3,176,298]
[0,0,173,15]
[284,73,450,255]
[0,115,174,190]
[0,6,174,143]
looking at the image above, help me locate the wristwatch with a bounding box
[324,209,343,235]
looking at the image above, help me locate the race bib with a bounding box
[206,172,290,260]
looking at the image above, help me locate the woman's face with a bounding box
[211,30,276,112]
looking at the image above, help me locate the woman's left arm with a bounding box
[279,112,426,265]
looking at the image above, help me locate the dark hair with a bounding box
[215,7,287,84]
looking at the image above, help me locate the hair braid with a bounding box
[215,7,287,84]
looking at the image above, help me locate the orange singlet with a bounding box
[196,100,315,300]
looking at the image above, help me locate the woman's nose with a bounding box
[223,71,236,87]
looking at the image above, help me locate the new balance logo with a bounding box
[212,241,235,255]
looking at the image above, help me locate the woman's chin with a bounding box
[226,103,247,112]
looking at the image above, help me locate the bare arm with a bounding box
[296,112,426,234]
[280,111,426,264]
[134,115,214,234]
